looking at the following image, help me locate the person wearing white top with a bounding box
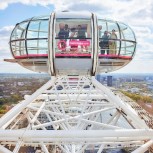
[109,29,117,55]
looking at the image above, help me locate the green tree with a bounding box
[121,91,153,103]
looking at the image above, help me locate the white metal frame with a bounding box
[0,76,153,153]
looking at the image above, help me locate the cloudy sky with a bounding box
[0,0,153,74]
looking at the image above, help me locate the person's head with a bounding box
[71,28,76,32]
[65,24,68,29]
[78,25,82,29]
[98,25,102,30]
[112,29,115,33]
[59,23,65,29]
[104,31,108,35]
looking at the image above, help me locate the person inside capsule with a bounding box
[58,23,67,51]
[99,31,109,55]
[109,29,117,55]
[57,23,70,52]
[98,25,102,38]
[69,27,78,52]
[77,25,88,52]
[64,24,70,38]
[77,25,86,39]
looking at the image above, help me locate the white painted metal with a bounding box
[0,76,152,153]
[0,129,153,141]
[92,76,148,129]
[13,141,23,153]
[97,144,105,153]
[0,77,55,129]
[92,13,98,75]
[131,140,153,153]
[41,142,50,153]
[48,12,55,76]
[0,145,13,153]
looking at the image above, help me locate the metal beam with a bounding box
[32,107,115,129]
[0,129,153,141]
[97,144,105,153]
[0,145,13,153]
[0,77,55,129]
[131,139,153,153]
[92,77,148,129]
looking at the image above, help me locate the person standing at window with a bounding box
[77,25,87,52]
[98,25,102,38]
[58,24,68,51]
[69,28,78,52]
[109,29,117,55]
[99,31,109,54]
[77,25,86,39]
[64,24,70,38]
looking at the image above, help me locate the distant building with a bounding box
[129,88,140,93]
[107,76,112,87]
[18,82,24,86]
[96,74,101,82]
[19,90,32,95]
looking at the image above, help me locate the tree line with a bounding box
[0,94,22,114]
[121,91,153,103]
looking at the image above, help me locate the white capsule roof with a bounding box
[8,11,136,76]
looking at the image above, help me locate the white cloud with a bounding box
[0,26,14,57]
[0,26,15,57]
[115,59,153,74]
[0,0,61,10]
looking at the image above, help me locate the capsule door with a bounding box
[52,12,94,76]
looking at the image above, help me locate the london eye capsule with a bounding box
[8,11,136,76]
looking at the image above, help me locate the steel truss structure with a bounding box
[0,76,153,153]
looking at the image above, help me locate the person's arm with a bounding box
[70,32,75,38]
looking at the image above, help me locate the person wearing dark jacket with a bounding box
[99,31,109,54]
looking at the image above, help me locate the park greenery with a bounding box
[0,94,22,114]
[1,91,153,114]
[121,91,153,103]
[0,78,48,115]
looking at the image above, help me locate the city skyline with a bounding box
[0,0,153,73]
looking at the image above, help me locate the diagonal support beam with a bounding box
[30,102,45,124]
[13,141,23,153]
[32,107,115,129]
[0,145,13,153]
[131,139,153,153]
[41,142,49,153]
[80,118,123,129]
[27,105,64,116]
[97,144,105,153]
[92,77,148,129]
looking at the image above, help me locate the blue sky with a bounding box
[0,0,153,74]
[0,3,54,27]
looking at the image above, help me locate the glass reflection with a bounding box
[11,18,49,57]
[11,22,28,40]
